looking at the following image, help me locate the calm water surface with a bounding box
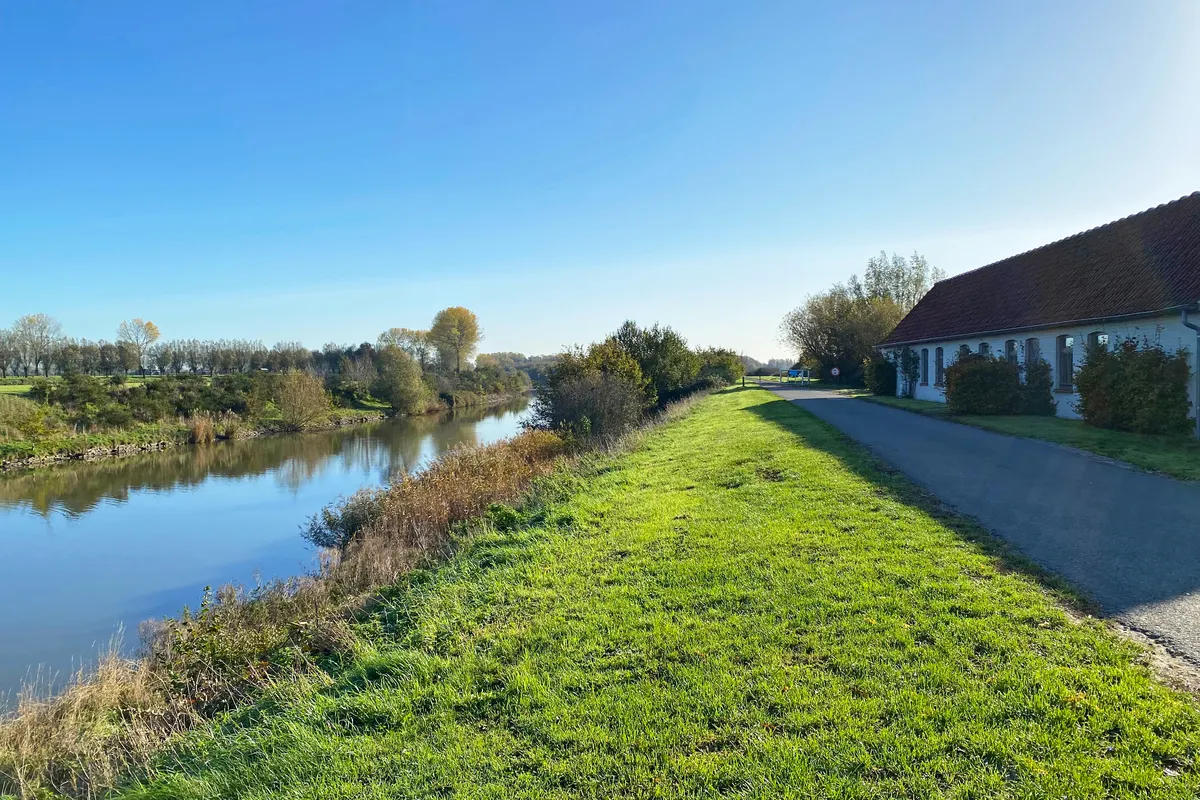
[0,398,530,698]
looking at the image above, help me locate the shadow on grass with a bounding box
[741,394,1102,616]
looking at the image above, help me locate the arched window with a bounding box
[1025,337,1041,365]
[1056,335,1074,391]
[958,344,970,359]
[1004,340,1017,364]
[935,347,944,386]
[978,342,990,355]
[920,348,929,385]
[1086,331,1109,350]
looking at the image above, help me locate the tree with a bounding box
[117,318,161,377]
[98,341,118,376]
[428,308,481,373]
[378,328,435,372]
[0,329,14,378]
[611,321,700,404]
[780,287,903,385]
[116,341,141,375]
[12,313,63,377]
[862,251,946,313]
[273,370,332,431]
[373,346,428,414]
[697,348,745,384]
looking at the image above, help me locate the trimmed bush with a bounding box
[1075,339,1191,435]
[1020,359,1056,416]
[863,355,897,396]
[944,354,1021,415]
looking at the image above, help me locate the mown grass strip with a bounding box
[121,388,1200,799]
[858,394,1200,482]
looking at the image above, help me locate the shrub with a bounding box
[1075,339,1191,435]
[863,355,897,396]
[1020,359,1056,416]
[188,413,216,444]
[273,371,332,431]
[373,346,427,415]
[303,487,388,550]
[216,411,249,439]
[539,371,647,442]
[697,348,744,385]
[944,354,1021,415]
[532,340,651,440]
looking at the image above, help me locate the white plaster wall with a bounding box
[890,313,1199,425]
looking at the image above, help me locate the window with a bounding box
[978,342,990,355]
[1004,340,1017,364]
[1025,337,1040,365]
[1056,334,1074,391]
[935,347,944,385]
[958,344,970,359]
[1086,331,1109,350]
[920,348,929,384]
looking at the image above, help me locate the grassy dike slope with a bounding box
[121,388,1199,799]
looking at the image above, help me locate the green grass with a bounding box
[0,384,31,396]
[117,388,1200,798]
[859,394,1200,481]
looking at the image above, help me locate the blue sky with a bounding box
[2,1,1198,361]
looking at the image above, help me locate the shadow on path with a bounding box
[746,387,1200,663]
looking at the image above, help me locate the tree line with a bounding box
[0,306,495,381]
[778,251,944,384]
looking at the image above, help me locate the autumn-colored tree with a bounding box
[427,307,481,373]
[117,318,161,377]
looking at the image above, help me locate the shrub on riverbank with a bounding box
[272,371,332,432]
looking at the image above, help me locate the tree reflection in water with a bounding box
[0,398,527,519]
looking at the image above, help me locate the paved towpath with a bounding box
[766,385,1200,663]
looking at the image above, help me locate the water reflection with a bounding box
[0,400,524,518]
[0,397,530,698]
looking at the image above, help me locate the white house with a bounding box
[879,192,1200,431]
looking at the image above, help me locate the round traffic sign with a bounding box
[830,367,840,377]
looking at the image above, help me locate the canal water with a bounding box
[0,398,530,700]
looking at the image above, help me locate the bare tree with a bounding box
[117,318,161,377]
[0,329,14,378]
[12,313,63,377]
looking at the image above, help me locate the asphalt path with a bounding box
[767,385,1200,663]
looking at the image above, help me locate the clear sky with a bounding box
[2,1,1198,361]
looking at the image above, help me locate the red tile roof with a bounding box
[880,192,1200,346]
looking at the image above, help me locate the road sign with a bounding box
[830,367,840,377]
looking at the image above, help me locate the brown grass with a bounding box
[186,414,215,445]
[0,641,196,800]
[0,429,567,799]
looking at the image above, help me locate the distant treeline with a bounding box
[0,309,552,384]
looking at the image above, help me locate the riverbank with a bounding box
[6,388,1199,797]
[0,392,530,473]
[0,408,387,472]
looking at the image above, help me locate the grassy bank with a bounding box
[55,387,1194,798]
[859,394,1200,481]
